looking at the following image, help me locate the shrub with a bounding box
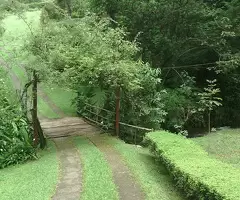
[146,131,240,200]
[0,69,35,169]
[41,2,64,21]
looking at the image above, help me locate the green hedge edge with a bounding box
[145,131,240,200]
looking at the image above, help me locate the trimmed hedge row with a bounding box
[145,131,240,200]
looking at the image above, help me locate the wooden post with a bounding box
[32,70,38,146]
[115,87,120,136]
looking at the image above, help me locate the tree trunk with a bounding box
[65,0,72,17]
[208,111,211,134]
[32,70,38,146]
[115,87,120,136]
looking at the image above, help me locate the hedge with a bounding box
[145,131,240,200]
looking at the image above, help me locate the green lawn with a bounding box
[1,11,41,48]
[12,65,28,84]
[42,84,77,116]
[0,141,59,200]
[106,136,184,200]
[74,137,119,200]
[192,129,240,168]
[38,97,59,118]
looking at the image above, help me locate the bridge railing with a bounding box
[78,103,153,144]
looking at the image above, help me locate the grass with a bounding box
[106,136,184,200]
[38,97,59,118]
[0,141,59,200]
[74,137,119,200]
[11,65,28,84]
[192,129,240,168]
[1,10,78,118]
[1,11,41,48]
[42,84,77,116]
[146,131,240,200]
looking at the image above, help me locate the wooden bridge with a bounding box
[40,117,99,138]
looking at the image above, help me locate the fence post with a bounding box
[32,70,38,146]
[115,87,120,136]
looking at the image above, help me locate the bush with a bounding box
[41,2,64,21]
[0,69,35,169]
[146,131,240,200]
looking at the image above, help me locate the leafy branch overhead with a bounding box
[29,16,150,92]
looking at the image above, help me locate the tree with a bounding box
[28,14,166,141]
[55,0,72,16]
[198,79,222,133]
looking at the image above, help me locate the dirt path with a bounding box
[38,86,66,118]
[88,135,145,200]
[52,137,82,200]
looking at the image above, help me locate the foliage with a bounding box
[216,70,240,127]
[0,69,35,169]
[29,16,143,90]
[0,0,28,13]
[41,2,65,22]
[118,68,166,142]
[198,79,222,133]
[28,14,166,142]
[0,23,4,37]
[89,0,240,129]
[90,0,239,69]
[0,141,58,200]
[54,0,73,16]
[53,0,90,18]
[146,131,240,200]
[162,72,203,135]
[74,137,119,200]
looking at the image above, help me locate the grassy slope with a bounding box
[74,137,119,200]
[106,136,184,200]
[192,129,240,168]
[0,141,58,200]
[38,97,59,118]
[1,11,77,117]
[43,84,77,116]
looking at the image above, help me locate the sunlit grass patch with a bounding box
[0,141,59,200]
[74,137,119,200]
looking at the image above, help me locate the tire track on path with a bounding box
[88,135,145,200]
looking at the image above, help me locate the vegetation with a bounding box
[28,10,166,142]
[192,129,240,167]
[74,137,119,200]
[35,0,239,139]
[86,0,240,134]
[0,141,58,200]
[42,85,77,116]
[0,1,240,199]
[107,136,184,200]
[37,97,59,118]
[146,131,240,200]
[198,79,222,133]
[0,68,35,169]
